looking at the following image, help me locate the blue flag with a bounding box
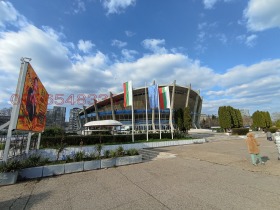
[148,84,159,109]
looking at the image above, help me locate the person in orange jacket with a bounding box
[245,132,265,166]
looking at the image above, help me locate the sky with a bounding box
[0,0,280,121]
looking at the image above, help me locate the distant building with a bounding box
[239,109,250,117]
[0,107,12,128]
[68,107,82,132]
[0,107,12,116]
[46,106,66,129]
[271,112,280,122]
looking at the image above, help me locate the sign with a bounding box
[16,63,49,132]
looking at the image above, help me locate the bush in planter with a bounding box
[0,159,22,173]
[109,150,117,158]
[116,146,125,157]
[126,148,139,156]
[22,154,49,169]
[73,151,85,162]
[95,144,103,159]
[104,150,110,158]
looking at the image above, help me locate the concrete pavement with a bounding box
[1,132,280,210]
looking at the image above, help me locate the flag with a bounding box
[123,81,133,107]
[148,84,159,109]
[159,86,170,109]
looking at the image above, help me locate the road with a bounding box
[1,131,279,209]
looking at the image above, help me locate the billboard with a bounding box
[16,63,49,132]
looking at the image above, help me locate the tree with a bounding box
[235,109,243,128]
[264,111,272,128]
[175,108,185,131]
[218,106,243,131]
[252,110,266,129]
[275,119,280,128]
[42,126,65,137]
[218,106,231,131]
[183,107,192,132]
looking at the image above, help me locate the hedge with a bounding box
[40,133,173,148]
[268,127,278,133]
[232,128,249,135]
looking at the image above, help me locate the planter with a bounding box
[43,164,65,177]
[0,171,18,186]
[84,160,101,171]
[101,158,116,169]
[18,166,43,180]
[116,155,142,166]
[64,162,84,174]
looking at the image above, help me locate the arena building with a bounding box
[78,83,202,132]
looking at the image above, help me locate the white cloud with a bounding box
[78,40,95,53]
[245,34,257,47]
[142,39,168,54]
[125,30,135,37]
[73,0,86,14]
[111,39,127,48]
[102,0,136,15]
[203,0,232,9]
[0,1,28,28]
[121,49,138,61]
[244,0,280,31]
[236,34,257,47]
[203,0,219,9]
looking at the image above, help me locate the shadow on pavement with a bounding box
[0,191,51,209]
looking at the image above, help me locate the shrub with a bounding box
[22,154,49,168]
[126,148,139,156]
[95,144,103,159]
[116,146,125,157]
[269,127,278,133]
[109,150,117,158]
[104,150,110,158]
[0,143,5,150]
[0,159,22,172]
[73,151,84,162]
[232,128,249,135]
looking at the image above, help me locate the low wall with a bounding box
[31,138,206,161]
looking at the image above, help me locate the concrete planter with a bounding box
[19,166,43,180]
[84,160,101,171]
[0,171,18,186]
[64,162,84,174]
[101,158,116,169]
[116,155,142,166]
[43,164,65,177]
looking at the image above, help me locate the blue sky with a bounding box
[0,0,280,121]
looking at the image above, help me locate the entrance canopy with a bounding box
[84,120,122,127]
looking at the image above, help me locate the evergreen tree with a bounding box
[252,111,266,129]
[235,109,243,128]
[264,111,272,128]
[183,107,192,132]
[175,108,184,131]
[218,106,231,131]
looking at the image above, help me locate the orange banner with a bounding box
[16,63,49,132]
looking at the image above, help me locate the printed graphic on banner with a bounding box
[16,63,49,132]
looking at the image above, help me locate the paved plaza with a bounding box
[1,132,280,210]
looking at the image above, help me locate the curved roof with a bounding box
[84,120,123,127]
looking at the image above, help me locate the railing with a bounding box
[0,134,37,160]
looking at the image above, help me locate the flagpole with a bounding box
[170,81,176,139]
[131,84,135,143]
[145,82,149,141]
[157,84,162,139]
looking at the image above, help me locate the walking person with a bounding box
[245,132,265,166]
[266,130,272,141]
